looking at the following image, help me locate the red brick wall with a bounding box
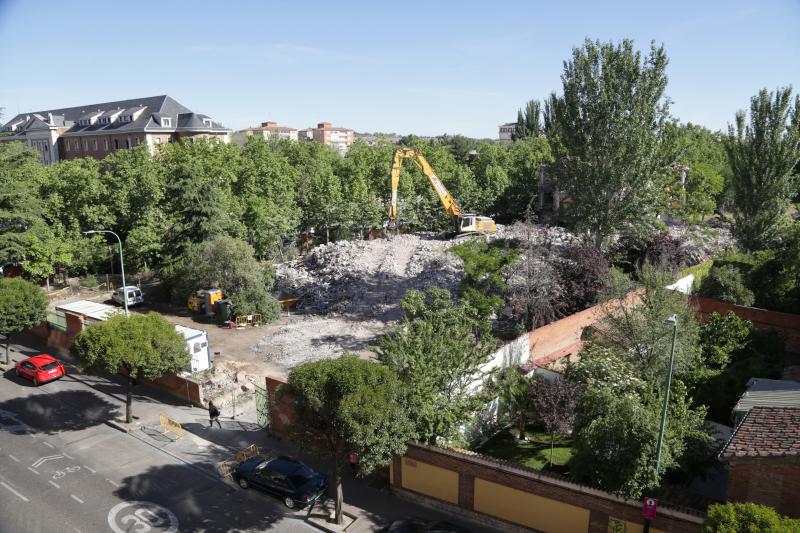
[265,374,295,437]
[726,457,800,518]
[145,373,203,406]
[396,443,704,532]
[690,296,800,354]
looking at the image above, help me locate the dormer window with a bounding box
[162,118,172,127]
[202,118,212,127]
[121,115,132,123]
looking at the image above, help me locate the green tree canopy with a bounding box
[0,142,47,264]
[704,502,800,532]
[280,356,412,525]
[0,277,47,364]
[71,312,189,422]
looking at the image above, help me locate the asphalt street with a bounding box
[0,352,317,533]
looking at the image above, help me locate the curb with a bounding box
[105,419,132,433]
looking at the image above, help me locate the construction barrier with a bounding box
[218,444,262,478]
[158,414,184,441]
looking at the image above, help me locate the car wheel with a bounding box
[284,497,295,509]
[238,478,249,489]
[33,378,39,386]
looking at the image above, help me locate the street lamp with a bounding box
[83,230,128,317]
[644,314,678,533]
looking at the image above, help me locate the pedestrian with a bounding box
[208,400,221,429]
[348,450,358,474]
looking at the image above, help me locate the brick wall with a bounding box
[394,443,704,532]
[265,374,294,437]
[690,296,800,354]
[726,457,800,518]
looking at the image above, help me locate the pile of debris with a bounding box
[275,233,464,320]
[668,223,737,264]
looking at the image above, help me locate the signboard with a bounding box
[642,497,658,520]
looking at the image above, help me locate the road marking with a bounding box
[8,454,19,462]
[27,467,39,475]
[71,494,84,504]
[42,441,55,449]
[32,454,64,468]
[84,465,96,474]
[49,480,60,489]
[106,478,120,487]
[63,452,74,460]
[0,481,29,502]
[75,529,82,533]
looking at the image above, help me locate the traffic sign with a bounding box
[642,497,658,520]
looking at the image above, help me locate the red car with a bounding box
[15,354,66,386]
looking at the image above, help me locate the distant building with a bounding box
[241,121,298,141]
[0,95,230,164]
[498,122,516,143]
[303,122,355,155]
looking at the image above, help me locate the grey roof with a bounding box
[732,378,800,419]
[2,95,229,138]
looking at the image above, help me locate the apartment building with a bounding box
[0,95,230,164]
[241,121,298,141]
[301,121,354,155]
[498,122,516,143]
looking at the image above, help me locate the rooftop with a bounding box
[721,406,800,458]
[732,378,800,418]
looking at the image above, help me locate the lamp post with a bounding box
[83,230,128,317]
[643,314,678,533]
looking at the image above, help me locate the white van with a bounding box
[112,285,144,307]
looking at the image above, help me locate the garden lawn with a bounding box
[478,425,573,472]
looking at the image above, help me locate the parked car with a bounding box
[382,519,472,533]
[15,354,66,386]
[234,455,327,509]
[112,285,143,307]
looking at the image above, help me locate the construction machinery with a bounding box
[188,288,223,317]
[387,148,496,234]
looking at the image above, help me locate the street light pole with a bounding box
[643,314,678,533]
[83,230,128,317]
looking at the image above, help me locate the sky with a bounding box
[0,0,798,138]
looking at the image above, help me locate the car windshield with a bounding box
[40,362,59,371]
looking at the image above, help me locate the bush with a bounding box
[643,233,691,272]
[698,265,755,307]
[79,276,99,289]
[704,502,800,532]
[556,245,609,314]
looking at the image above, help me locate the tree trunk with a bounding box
[518,415,526,441]
[45,276,50,292]
[126,375,134,423]
[334,460,344,525]
[549,432,555,467]
[4,333,10,365]
[593,230,604,250]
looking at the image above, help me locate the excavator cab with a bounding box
[458,214,497,234]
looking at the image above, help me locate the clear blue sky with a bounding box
[0,0,798,138]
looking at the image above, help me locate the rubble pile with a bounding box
[669,224,737,264]
[494,222,583,252]
[275,233,464,320]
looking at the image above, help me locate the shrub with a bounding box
[79,276,99,289]
[556,245,609,314]
[643,233,691,272]
[698,265,755,307]
[704,502,800,532]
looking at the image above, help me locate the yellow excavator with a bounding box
[387,148,497,234]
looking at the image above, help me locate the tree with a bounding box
[22,227,74,291]
[725,87,800,249]
[547,39,671,248]
[378,288,496,445]
[532,376,578,467]
[704,502,800,532]
[697,264,755,307]
[0,278,47,364]
[163,236,280,321]
[279,356,412,525]
[555,245,609,315]
[488,367,535,440]
[71,313,189,423]
[513,100,543,141]
[0,142,47,265]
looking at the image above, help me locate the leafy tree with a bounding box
[471,141,511,215]
[513,100,543,141]
[547,39,671,248]
[704,502,800,532]
[72,313,189,423]
[499,137,552,220]
[725,87,800,249]
[532,376,578,467]
[336,139,391,237]
[555,245,609,314]
[378,288,496,445]
[565,343,645,395]
[697,264,755,306]
[45,157,113,232]
[0,278,47,364]
[0,142,47,264]
[163,236,279,321]
[279,356,412,525]
[450,239,519,320]
[488,367,535,440]
[22,227,74,291]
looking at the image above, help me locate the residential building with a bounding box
[303,121,354,155]
[0,95,230,164]
[498,122,516,143]
[732,378,800,422]
[241,120,298,141]
[721,406,800,518]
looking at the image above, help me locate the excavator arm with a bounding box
[387,148,461,228]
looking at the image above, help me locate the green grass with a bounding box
[478,425,573,474]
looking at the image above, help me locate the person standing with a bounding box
[348,451,358,474]
[208,400,221,429]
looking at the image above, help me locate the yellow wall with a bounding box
[400,457,459,504]
[608,517,666,533]
[474,478,590,533]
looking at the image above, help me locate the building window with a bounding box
[83,141,88,151]
[93,139,98,150]
[126,137,131,149]
[74,141,79,151]
[65,141,70,152]
[104,139,108,150]
[155,137,161,144]
[162,118,171,127]
[114,139,119,150]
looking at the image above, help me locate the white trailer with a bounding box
[175,324,210,373]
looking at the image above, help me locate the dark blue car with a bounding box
[234,455,327,509]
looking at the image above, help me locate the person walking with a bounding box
[208,400,221,429]
[348,451,358,474]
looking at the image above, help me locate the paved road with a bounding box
[0,360,316,532]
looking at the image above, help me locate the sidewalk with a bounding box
[4,335,491,533]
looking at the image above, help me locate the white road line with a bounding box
[0,481,29,502]
[106,478,119,487]
[83,466,96,474]
[74,529,82,533]
[27,467,39,475]
[42,441,55,449]
[48,480,60,489]
[62,453,74,460]
[70,494,84,504]
[8,454,19,462]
